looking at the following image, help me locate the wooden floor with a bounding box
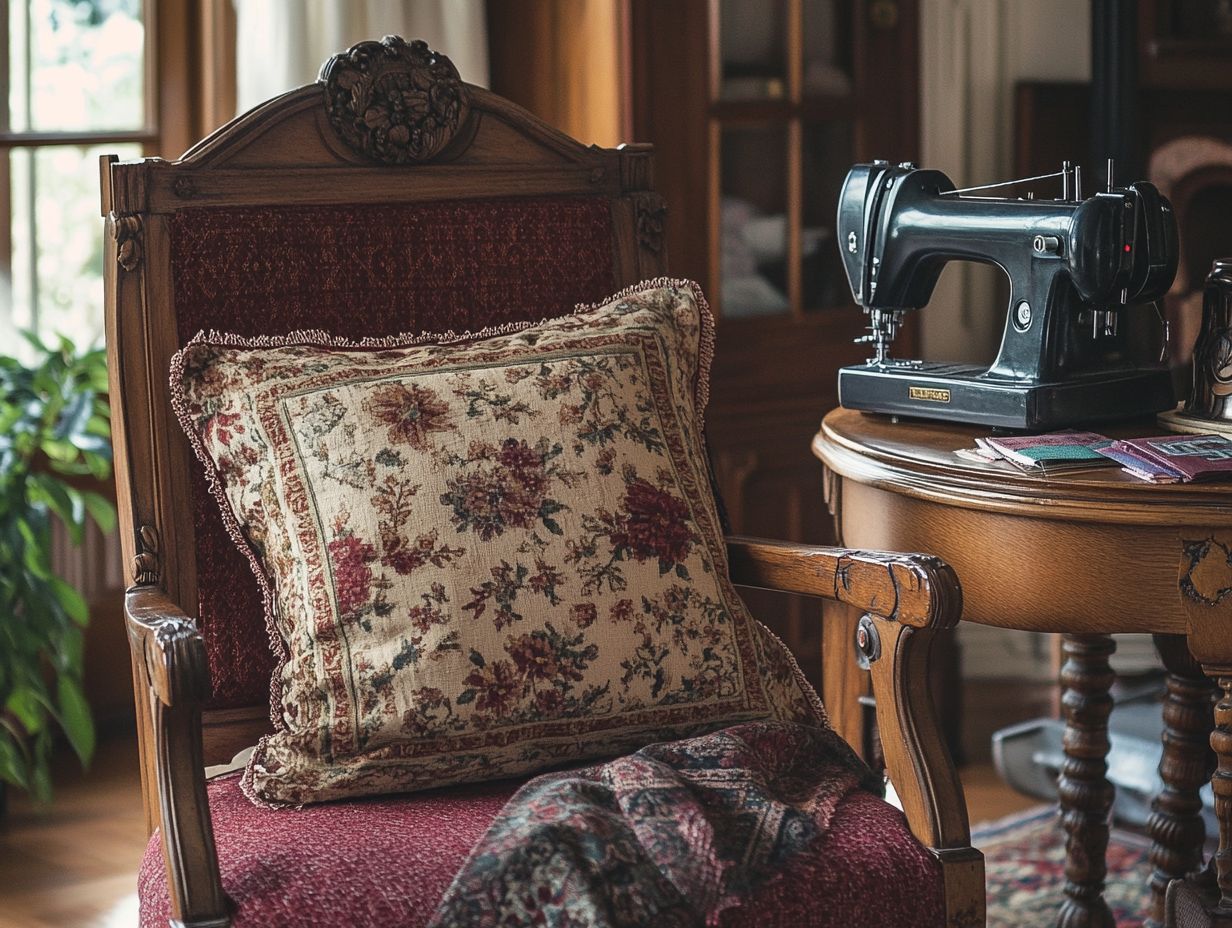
[0,729,1040,927]
[0,734,144,928]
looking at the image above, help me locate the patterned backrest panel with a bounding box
[170,196,616,707]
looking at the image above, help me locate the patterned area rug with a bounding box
[978,806,1151,928]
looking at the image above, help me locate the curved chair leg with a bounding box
[1056,633,1117,928]
[865,616,986,928]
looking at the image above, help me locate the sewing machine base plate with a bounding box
[838,362,1175,431]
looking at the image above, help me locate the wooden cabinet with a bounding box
[1139,0,1232,90]
[629,0,920,685]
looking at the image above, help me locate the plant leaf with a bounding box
[50,577,89,626]
[5,689,45,735]
[80,491,116,534]
[41,439,80,463]
[57,676,95,766]
[0,729,31,791]
[30,474,85,542]
[54,389,94,444]
[16,518,51,579]
[29,755,52,802]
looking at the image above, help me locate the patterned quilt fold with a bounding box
[428,720,882,927]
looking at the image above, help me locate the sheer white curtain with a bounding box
[918,0,1088,364]
[233,0,489,113]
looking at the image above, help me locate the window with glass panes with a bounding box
[2,0,150,352]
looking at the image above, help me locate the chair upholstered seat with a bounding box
[138,773,944,928]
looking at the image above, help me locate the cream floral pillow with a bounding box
[172,280,822,807]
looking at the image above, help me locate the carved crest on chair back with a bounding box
[320,36,471,165]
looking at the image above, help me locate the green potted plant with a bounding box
[0,332,114,809]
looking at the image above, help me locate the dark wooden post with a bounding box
[1147,634,1216,928]
[1057,633,1117,928]
[1090,0,1139,187]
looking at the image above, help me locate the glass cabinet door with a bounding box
[802,121,853,311]
[718,0,789,100]
[712,0,856,320]
[719,125,791,317]
[802,0,853,97]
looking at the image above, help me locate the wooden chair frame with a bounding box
[100,36,984,928]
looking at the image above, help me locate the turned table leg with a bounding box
[1057,633,1117,928]
[1147,635,1216,928]
[1211,674,1232,918]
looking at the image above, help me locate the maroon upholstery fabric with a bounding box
[168,197,616,707]
[720,790,945,927]
[138,776,943,927]
[138,773,522,928]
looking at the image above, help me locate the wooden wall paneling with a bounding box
[198,0,238,135]
[852,0,920,163]
[486,0,628,147]
[1139,0,1232,92]
[629,0,712,287]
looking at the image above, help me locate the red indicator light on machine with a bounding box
[1124,244,1131,252]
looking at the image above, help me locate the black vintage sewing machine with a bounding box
[835,160,1179,430]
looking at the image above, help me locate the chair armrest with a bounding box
[126,586,231,928]
[725,534,962,629]
[127,586,213,708]
[726,534,983,918]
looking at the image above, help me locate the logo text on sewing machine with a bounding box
[909,386,951,403]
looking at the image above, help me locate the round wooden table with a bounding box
[813,407,1232,928]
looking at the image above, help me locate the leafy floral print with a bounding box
[568,466,700,595]
[172,281,824,807]
[451,376,536,424]
[364,382,453,449]
[534,355,665,456]
[461,658,521,719]
[458,623,606,727]
[463,557,564,629]
[440,437,577,540]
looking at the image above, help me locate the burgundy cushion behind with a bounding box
[138,777,943,928]
[169,196,616,707]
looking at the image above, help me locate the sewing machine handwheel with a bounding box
[1127,182,1179,303]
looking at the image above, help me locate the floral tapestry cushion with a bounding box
[172,279,823,807]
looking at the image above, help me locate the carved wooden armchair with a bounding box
[101,37,984,928]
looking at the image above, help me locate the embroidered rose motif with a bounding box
[326,532,377,620]
[506,632,561,684]
[569,603,597,628]
[461,658,520,719]
[609,599,635,623]
[534,689,565,715]
[610,477,695,568]
[507,625,597,689]
[365,382,452,449]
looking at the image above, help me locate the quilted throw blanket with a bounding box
[427,721,881,927]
